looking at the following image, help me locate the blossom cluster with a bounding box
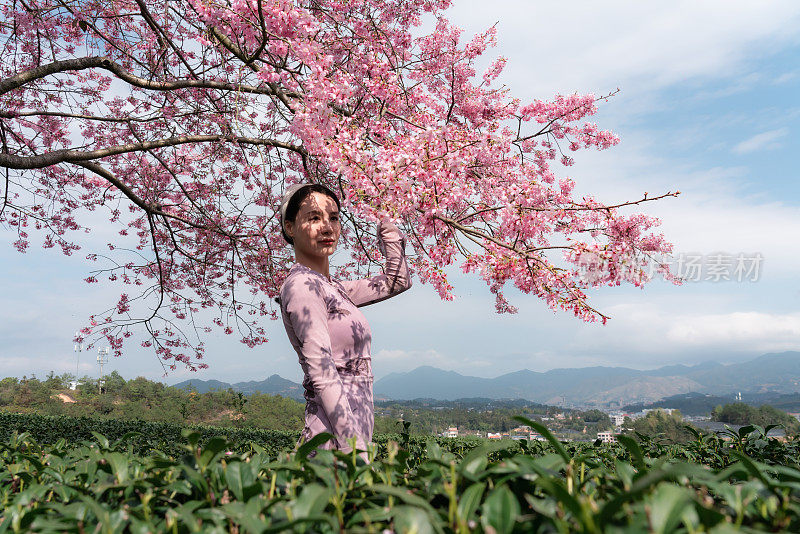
[0,0,677,369]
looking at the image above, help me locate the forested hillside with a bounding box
[0,372,305,431]
[1,373,617,437]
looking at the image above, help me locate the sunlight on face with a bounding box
[285,192,341,263]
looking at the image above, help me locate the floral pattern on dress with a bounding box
[279,220,411,455]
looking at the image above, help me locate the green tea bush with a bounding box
[2,415,800,532]
[0,412,298,458]
[0,411,528,461]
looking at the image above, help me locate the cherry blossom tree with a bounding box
[0,0,679,371]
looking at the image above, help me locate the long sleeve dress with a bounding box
[279,220,412,454]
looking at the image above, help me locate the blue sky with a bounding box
[1,1,798,385]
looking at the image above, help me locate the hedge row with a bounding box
[0,411,299,458]
[0,411,511,461]
[4,417,800,532]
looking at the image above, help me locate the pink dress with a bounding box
[279,220,412,454]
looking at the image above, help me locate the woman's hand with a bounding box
[377,218,402,256]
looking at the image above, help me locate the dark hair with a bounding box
[281,184,341,245]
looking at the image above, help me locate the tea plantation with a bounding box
[2,412,800,532]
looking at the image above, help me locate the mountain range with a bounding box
[623,391,800,416]
[172,351,800,408]
[173,374,305,400]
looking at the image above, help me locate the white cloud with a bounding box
[666,311,800,348]
[561,128,800,278]
[442,1,800,99]
[4,0,800,384]
[561,295,800,357]
[773,72,798,85]
[0,356,95,378]
[643,191,800,278]
[373,296,800,375]
[732,128,790,154]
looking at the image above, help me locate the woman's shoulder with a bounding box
[280,264,332,304]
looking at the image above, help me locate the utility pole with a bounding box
[97,347,109,393]
[73,332,83,390]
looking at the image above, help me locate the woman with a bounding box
[278,183,412,460]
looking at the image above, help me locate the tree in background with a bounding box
[1,0,679,371]
[579,409,611,428]
[0,372,305,429]
[712,403,799,434]
[625,409,697,444]
[103,371,127,393]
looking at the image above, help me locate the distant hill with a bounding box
[680,352,800,393]
[170,351,800,408]
[172,374,305,400]
[372,366,494,401]
[374,397,551,411]
[624,391,800,416]
[373,351,800,407]
[373,365,702,406]
[172,379,232,393]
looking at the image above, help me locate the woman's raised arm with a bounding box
[342,219,412,307]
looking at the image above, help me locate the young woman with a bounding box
[278,183,412,460]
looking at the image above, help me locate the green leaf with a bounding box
[347,505,393,527]
[198,436,229,469]
[263,516,337,533]
[193,508,227,527]
[509,453,566,482]
[204,436,230,455]
[728,451,772,486]
[616,434,645,471]
[707,522,756,534]
[480,486,520,534]
[393,505,436,534]
[164,479,193,496]
[512,416,570,462]
[172,501,205,533]
[458,441,513,478]
[426,439,442,460]
[90,431,110,450]
[737,424,757,440]
[222,496,272,531]
[291,484,332,519]
[15,484,54,506]
[225,461,261,502]
[28,516,82,532]
[528,472,589,527]
[456,482,486,523]
[296,432,333,461]
[598,463,709,526]
[684,425,702,441]
[129,517,161,534]
[111,431,143,450]
[105,452,130,484]
[370,484,437,514]
[181,429,201,448]
[646,484,692,534]
[615,459,637,488]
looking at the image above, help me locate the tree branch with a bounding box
[0,109,224,123]
[0,56,282,96]
[0,134,305,169]
[455,191,680,221]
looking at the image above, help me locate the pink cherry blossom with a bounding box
[0,0,678,371]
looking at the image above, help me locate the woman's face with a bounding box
[284,191,341,260]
